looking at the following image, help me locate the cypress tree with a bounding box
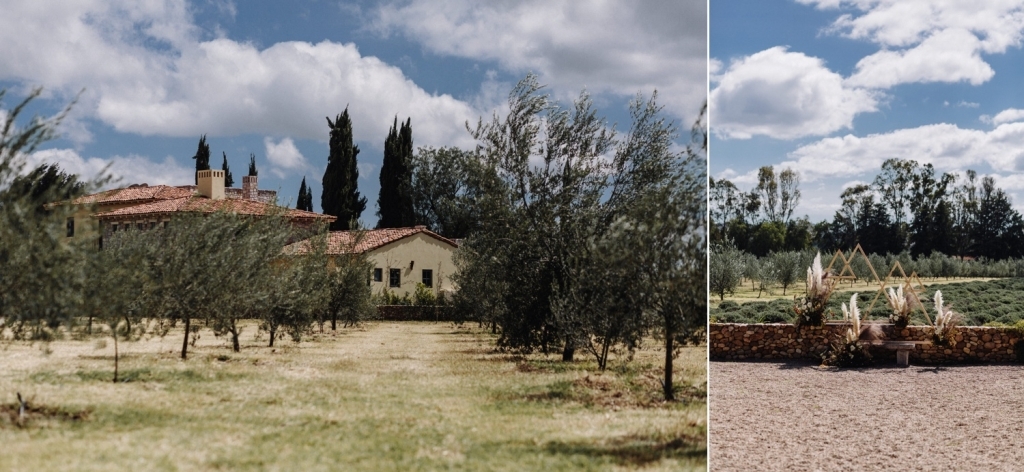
[222,152,234,187]
[376,117,414,228]
[248,153,258,176]
[297,177,313,212]
[322,108,367,230]
[192,135,211,184]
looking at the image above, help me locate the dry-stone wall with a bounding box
[710,323,1021,364]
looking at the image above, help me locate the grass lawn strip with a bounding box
[0,322,705,471]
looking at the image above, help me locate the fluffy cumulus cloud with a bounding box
[0,0,481,148]
[709,47,877,139]
[982,108,1024,126]
[780,122,1024,182]
[263,137,306,171]
[371,0,707,119]
[27,148,193,187]
[799,0,1024,88]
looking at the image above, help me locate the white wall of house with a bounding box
[365,232,457,297]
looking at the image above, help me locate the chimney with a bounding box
[242,175,258,201]
[197,170,225,200]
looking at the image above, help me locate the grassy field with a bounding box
[712,277,1024,326]
[716,276,999,306]
[0,322,706,471]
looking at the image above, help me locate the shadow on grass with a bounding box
[0,402,91,429]
[30,367,249,384]
[541,434,706,467]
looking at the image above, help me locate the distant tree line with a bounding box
[712,158,1024,260]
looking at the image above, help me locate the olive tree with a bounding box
[82,228,155,381]
[710,244,743,301]
[456,75,613,361]
[208,214,300,352]
[142,212,297,359]
[0,88,98,339]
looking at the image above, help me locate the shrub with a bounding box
[413,283,437,306]
[373,289,412,306]
[756,312,789,324]
[718,301,740,312]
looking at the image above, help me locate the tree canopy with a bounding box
[192,135,210,184]
[376,117,415,228]
[222,152,234,187]
[322,108,366,230]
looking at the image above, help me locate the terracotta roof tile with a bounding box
[94,196,334,221]
[285,227,458,255]
[70,185,194,205]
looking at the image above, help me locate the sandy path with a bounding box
[710,361,1024,471]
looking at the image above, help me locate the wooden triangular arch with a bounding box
[824,245,932,323]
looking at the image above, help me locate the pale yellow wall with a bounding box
[366,233,458,297]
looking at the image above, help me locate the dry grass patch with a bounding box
[0,397,91,429]
[0,321,705,471]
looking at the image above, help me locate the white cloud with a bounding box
[356,162,377,181]
[982,108,1024,126]
[781,122,1024,182]
[840,179,869,191]
[845,28,993,88]
[371,0,707,119]
[709,47,877,139]
[263,137,306,171]
[800,0,1024,88]
[28,148,193,188]
[0,0,481,149]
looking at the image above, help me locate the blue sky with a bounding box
[1,0,706,227]
[711,0,1024,221]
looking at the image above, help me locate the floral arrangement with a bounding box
[842,293,862,343]
[885,285,912,329]
[931,290,959,346]
[793,253,835,327]
[822,293,872,367]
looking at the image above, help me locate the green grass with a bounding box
[0,322,705,471]
[711,277,1024,326]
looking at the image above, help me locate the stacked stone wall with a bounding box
[710,323,1021,364]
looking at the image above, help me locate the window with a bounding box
[421,269,433,288]
[111,223,118,232]
[163,221,169,229]
[137,223,145,231]
[66,217,74,237]
[373,268,383,282]
[389,268,401,288]
[149,222,156,230]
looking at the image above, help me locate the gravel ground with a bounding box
[710,361,1024,471]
